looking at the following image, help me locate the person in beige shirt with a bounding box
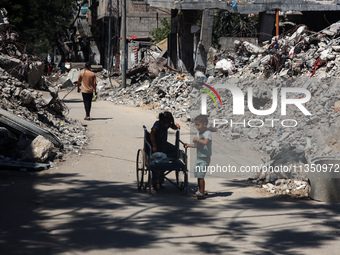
[77,62,97,120]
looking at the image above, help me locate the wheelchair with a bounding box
[136,125,188,196]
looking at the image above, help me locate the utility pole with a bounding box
[121,0,126,88]
[107,0,112,76]
[115,0,120,72]
[276,9,279,36]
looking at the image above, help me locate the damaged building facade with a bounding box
[144,0,340,74]
[95,0,340,200]
[79,0,340,74]
[84,0,170,70]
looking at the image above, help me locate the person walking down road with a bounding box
[77,62,97,120]
[186,115,212,200]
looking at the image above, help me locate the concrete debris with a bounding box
[19,89,33,104]
[96,20,340,198]
[98,73,192,121]
[148,57,167,77]
[0,15,89,167]
[67,69,81,83]
[0,64,89,164]
[215,59,234,74]
[0,30,45,86]
[254,178,309,198]
[270,143,307,167]
[240,41,265,55]
[22,135,54,162]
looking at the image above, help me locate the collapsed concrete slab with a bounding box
[27,61,44,86]
[148,57,167,76]
[22,135,54,163]
[67,69,81,83]
[0,54,21,78]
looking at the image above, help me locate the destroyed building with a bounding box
[94,0,340,197]
[0,10,89,170]
[2,0,340,199]
[143,0,340,74]
[77,0,170,70]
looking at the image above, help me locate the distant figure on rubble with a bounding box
[43,58,48,76]
[77,62,97,120]
[47,63,53,75]
[58,61,66,74]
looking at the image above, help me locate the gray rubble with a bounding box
[0,11,90,167]
[257,179,309,198]
[97,21,340,196]
[22,135,54,163]
[0,67,89,165]
[98,73,192,122]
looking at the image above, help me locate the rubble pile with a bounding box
[0,10,89,166]
[254,178,309,198]
[194,76,340,159]
[97,21,340,196]
[217,23,340,79]
[0,66,89,165]
[193,22,340,194]
[98,73,192,121]
[200,22,340,163]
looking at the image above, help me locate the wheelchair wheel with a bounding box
[136,149,145,191]
[176,169,188,195]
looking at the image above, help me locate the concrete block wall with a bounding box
[146,0,340,13]
[127,13,170,37]
[96,0,109,20]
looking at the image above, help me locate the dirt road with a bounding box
[1,89,340,255]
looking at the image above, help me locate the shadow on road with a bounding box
[89,117,113,121]
[1,173,340,254]
[62,99,83,103]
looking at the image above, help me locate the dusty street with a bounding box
[1,88,340,255]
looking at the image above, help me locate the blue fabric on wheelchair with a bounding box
[151,158,185,171]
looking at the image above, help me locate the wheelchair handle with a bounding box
[179,139,188,149]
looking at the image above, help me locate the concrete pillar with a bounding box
[200,9,214,50]
[168,10,178,69]
[178,10,197,74]
[194,9,214,73]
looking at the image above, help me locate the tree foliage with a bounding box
[0,0,83,55]
[150,18,171,43]
[212,10,258,48]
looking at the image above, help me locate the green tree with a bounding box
[150,18,171,43]
[0,0,84,56]
[212,10,258,48]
